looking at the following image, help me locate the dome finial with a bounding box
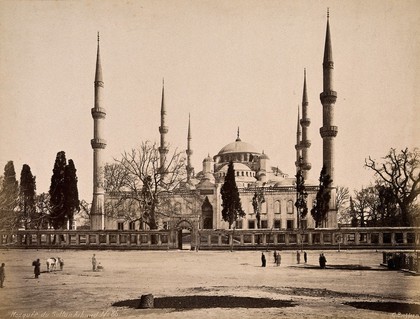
[236,127,241,141]
[327,8,330,19]
[97,31,100,43]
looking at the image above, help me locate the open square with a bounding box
[0,249,419,318]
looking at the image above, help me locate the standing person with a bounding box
[0,263,5,288]
[273,251,277,264]
[297,251,301,264]
[32,259,41,278]
[261,253,266,267]
[59,258,64,271]
[92,254,97,271]
[319,253,327,269]
[276,252,281,267]
[304,251,307,264]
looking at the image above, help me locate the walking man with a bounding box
[304,251,307,264]
[261,253,266,267]
[92,254,97,271]
[32,259,41,279]
[297,251,301,264]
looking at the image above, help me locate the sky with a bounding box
[0,0,419,202]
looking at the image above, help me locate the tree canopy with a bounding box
[221,161,244,229]
[104,141,187,230]
[365,147,420,226]
[294,168,308,228]
[19,164,36,229]
[49,151,80,229]
[310,166,332,228]
[0,161,19,230]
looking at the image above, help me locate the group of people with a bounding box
[295,251,308,264]
[261,251,327,269]
[28,254,104,280]
[261,251,282,267]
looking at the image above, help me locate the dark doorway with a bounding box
[202,196,213,229]
[176,220,193,250]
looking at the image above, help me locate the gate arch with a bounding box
[175,219,194,250]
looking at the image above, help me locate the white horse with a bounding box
[46,257,62,272]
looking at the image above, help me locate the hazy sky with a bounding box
[0,0,419,201]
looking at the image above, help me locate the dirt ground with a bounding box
[0,249,419,319]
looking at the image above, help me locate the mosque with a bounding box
[90,11,339,231]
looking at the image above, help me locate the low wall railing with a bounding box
[0,227,418,250]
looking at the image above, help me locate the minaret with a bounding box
[300,69,312,179]
[90,33,107,230]
[295,105,302,173]
[319,9,338,226]
[159,79,169,172]
[186,114,194,182]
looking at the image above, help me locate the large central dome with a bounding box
[218,138,259,155]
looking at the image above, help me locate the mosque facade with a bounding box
[90,12,338,231]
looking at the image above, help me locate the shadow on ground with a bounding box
[345,301,420,315]
[295,264,383,271]
[113,295,296,309]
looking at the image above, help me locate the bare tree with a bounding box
[336,186,350,225]
[105,141,187,230]
[33,193,53,229]
[365,148,420,226]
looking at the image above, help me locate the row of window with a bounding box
[236,219,308,230]
[217,171,256,178]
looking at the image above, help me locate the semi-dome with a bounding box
[218,138,259,155]
[218,162,252,173]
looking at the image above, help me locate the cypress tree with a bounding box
[310,166,332,228]
[63,159,79,229]
[0,161,19,229]
[221,161,244,229]
[19,164,36,229]
[49,151,67,229]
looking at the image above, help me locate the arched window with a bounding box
[274,200,281,214]
[287,200,294,214]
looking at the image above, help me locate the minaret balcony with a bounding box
[300,118,311,127]
[295,144,303,151]
[159,147,169,154]
[159,126,168,134]
[320,126,338,138]
[91,107,106,119]
[320,91,337,104]
[300,140,311,148]
[322,61,334,69]
[186,149,193,156]
[91,138,107,149]
[302,162,312,171]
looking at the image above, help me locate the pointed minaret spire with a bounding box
[323,9,334,91]
[320,9,338,227]
[159,79,169,172]
[236,127,241,141]
[186,113,194,182]
[295,105,302,172]
[300,68,311,179]
[91,33,107,230]
[95,32,103,84]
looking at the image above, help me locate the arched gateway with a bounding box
[176,219,194,250]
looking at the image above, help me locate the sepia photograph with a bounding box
[0,0,419,318]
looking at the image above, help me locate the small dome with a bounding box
[218,140,258,155]
[260,153,269,160]
[203,154,213,162]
